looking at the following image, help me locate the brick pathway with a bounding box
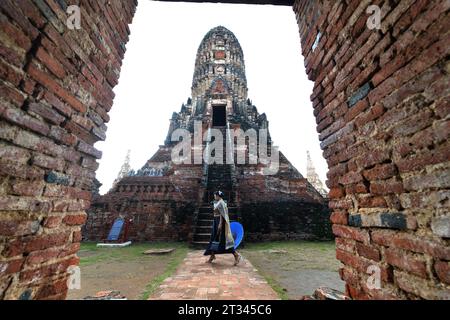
[149,250,279,300]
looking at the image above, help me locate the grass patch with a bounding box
[78,242,188,267]
[241,240,338,271]
[140,245,189,300]
[259,272,290,300]
[241,240,335,252]
[78,242,189,299]
[69,242,190,300]
[240,240,340,300]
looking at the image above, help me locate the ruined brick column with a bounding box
[0,0,137,299]
[1,0,449,301]
[294,0,449,299]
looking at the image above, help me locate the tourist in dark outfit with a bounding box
[204,191,242,265]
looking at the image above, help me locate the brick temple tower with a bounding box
[84,26,331,244]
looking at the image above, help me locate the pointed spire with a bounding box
[111,150,131,190]
[306,151,328,197]
[306,151,314,177]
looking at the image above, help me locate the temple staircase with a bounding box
[191,125,241,248]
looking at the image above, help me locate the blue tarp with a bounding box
[107,218,124,241]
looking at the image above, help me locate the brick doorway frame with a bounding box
[0,0,449,300]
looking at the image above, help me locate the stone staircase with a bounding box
[203,164,235,202]
[191,125,240,248]
[192,205,239,247]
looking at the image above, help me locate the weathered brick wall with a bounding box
[83,167,202,242]
[240,201,332,241]
[238,177,332,241]
[84,198,196,242]
[237,159,332,241]
[0,0,136,299]
[0,0,448,300]
[294,0,449,299]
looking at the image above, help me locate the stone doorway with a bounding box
[212,105,227,127]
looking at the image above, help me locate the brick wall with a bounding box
[237,160,332,241]
[240,201,331,241]
[0,0,136,300]
[293,0,449,299]
[83,166,202,242]
[84,198,196,242]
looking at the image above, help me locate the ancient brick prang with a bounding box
[84,25,331,246]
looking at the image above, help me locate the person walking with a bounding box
[204,191,242,266]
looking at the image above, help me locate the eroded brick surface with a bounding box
[0,0,449,300]
[0,0,137,300]
[294,0,450,299]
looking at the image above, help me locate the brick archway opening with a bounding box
[0,0,448,300]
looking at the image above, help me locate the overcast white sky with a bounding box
[95,1,329,194]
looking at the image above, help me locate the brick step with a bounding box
[202,189,236,203]
[207,177,232,181]
[207,172,232,177]
[207,185,233,190]
[197,219,213,226]
[193,234,212,242]
[190,241,209,249]
[207,175,232,178]
[197,212,212,219]
[194,233,211,239]
[195,225,212,232]
[192,199,240,246]
[198,207,213,213]
[207,165,233,179]
[202,203,238,213]
[198,206,238,213]
[208,169,232,172]
[208,174,232,178]
[193,226,237,241]
[207,171,232,174]
[206,186,233,191]
[206,187,233,193]
[197,213,238,221]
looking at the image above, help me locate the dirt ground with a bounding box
[240,241,345,299]
[67,241,344,300]
[66,242,188,300]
